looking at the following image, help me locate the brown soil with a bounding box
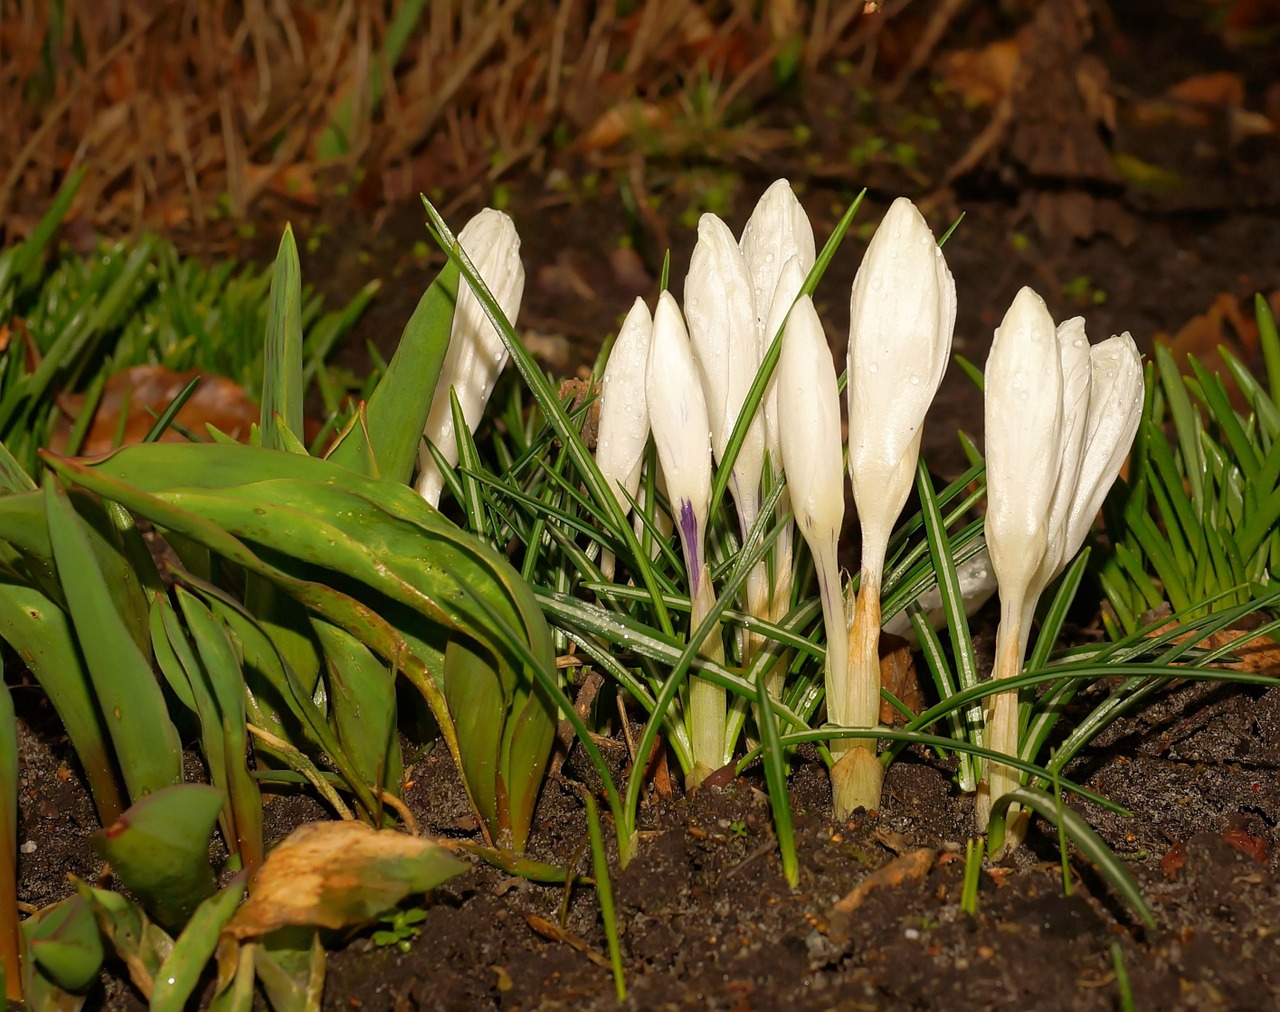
[10,0,1280,1009]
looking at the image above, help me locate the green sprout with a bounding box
[371,907,428,953]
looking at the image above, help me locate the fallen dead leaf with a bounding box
[1160,841,1187,881]
[880,632,922,725]
[49,366,260,455]
[1168,71,1246,108]
[826,847,936,939]
[525,914,611,968]
[939,37,1023,106]
[1222,828,1270,864]
[223,821,468,940]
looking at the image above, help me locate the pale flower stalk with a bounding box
[979,287,1144,842]
[416,209,525,505]
[646,292,723,788]
[776,294,847,722]
[594,298,653,580]
[837,197,955,818]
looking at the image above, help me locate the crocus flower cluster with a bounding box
[979,287,1144,841]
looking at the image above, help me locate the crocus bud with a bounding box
[646,291,712,582]
[979,288,1144,842]
[684,213,766,530]
[777,293,849,721]
[741,180,817,475]
[596,298,653,580]
[416,209,525,505]
[983,287,1064,610]
[846,197,956,576]
[596,298,653,516]
[777,294,843,552]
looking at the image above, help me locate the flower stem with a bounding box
[975,600,1028,833]
[830,569,885,818]
[686,565,726,789]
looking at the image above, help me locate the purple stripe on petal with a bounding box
[679,499,701,589]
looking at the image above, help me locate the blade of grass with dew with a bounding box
[43,475,182,802]
[989,786,1155,928]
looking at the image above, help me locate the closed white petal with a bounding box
[646,292,713,543]
[984,287,1063,597]
[777,294,844,541]
[740,179,817,342]
[1038,317,1093,582]
[684,214,765,474]
[761,256,809,476]
[596,298,654,515]
[847,198,956,556]
[1063,333,1144,558]
[417,209,525,503]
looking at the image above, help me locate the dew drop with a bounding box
[764,252,775,264]
[909,375,920,386]
[868,362,879,374]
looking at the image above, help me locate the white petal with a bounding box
[646,292,712,541]
[596,298,654,515]
[1039,316,1093,581]
[983,287,1063,597]
[740,179,817,342]
[847,198,956,559]
[1063,333,1144,557]
[417,209,525,503]
[761,255,809,477]
[684,214,765,472]
[777,294,844,541]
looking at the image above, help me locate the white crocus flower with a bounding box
[740,179,817,479]
[979,287,1144,842]
[776,293,847,718]
[836,197,956,819]
[646,291,723,788]
[416,209,525,505]
[684,213,767,537]
[595,298,653,580]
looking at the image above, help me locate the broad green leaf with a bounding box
[22,895,104,993]
[91,785,222,933]
[0,583,124,822]
[0,678,18,1001]
[73,881,174,1000]
[43,476,182,801]
[327,260,458,484]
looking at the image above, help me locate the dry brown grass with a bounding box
[0,0,882,239]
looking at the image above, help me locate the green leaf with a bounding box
[0,583,124,822]
[0,677,16,1002]
[327,260,458,483]
[261,226,305,451]
[42,475,182,802]
[91,785,223,933]
[22,896,105,993]
[150,873,249,1012]
[74,880,174,1000]
[989,787,1155,929]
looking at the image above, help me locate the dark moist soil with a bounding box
[13,1,1280,1009]
[14,677,1280,1010]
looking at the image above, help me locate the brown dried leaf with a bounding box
[879,632,922,725]
[939,38,1023,106]
[223,821,467,941]
[49,366,260,456]
[1167,71,1246,109]
[826,847,936,939]
[1159,840,1187,880]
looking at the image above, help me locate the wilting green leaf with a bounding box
[91,785,222,932]
[224,821,468,939]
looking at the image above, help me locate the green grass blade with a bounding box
[989,786,1155,929]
